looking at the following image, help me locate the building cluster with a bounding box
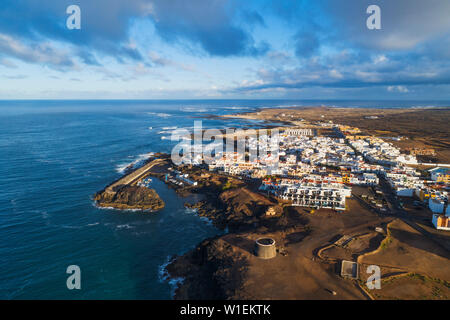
[406,147,436,156]
[164,168,198,186]
[348,136,418,166]
[200,123,450,228]
[260,177,351,210]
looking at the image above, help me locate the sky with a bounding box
[0,0,450,100]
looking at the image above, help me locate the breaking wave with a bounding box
[115,152,154,174]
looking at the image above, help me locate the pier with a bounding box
[105,158,164,195]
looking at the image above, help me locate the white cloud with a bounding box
[0,34,75,69]
[374,55,388,64]
[387,85,409,93]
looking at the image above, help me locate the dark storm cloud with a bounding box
[149,0,269,57]
[321,0,450,52]
[294,31,320,58]
[0,0,145,65]
[0,0,269,66]
[231,0,450,94]
[0,0,449,97]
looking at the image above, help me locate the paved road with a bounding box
[378,175,450,252]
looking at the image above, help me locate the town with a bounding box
[173,120,450,232]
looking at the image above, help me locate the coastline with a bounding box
[93,154,170,212]
[95,104,450,300]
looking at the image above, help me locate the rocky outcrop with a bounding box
[219,188,274,217]
[94,185,165,211]
[186,187,284,232]
[166,237,249,300]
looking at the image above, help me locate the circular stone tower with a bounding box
[255,238,277,259]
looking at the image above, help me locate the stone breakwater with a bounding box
[94,158,166,211]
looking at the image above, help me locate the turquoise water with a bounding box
[0,100,449,299]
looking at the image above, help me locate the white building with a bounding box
[284,128,314,136]
[277,181,351,211]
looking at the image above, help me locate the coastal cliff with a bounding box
[94,185,165,211]
[166,237,249,300]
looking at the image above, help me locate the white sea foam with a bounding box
[411,105,438,109]
[199,216,213,226]
[115,152,154,174]
[87,222,100,227]
[162,126,177,130]
[59,224,83,229]
[158,256,173,282]
[116,224,134,230]
[181,107,212,113]
[147,112,171,117]
[185,207,198,214]
[158,256,185,298]
[223,106,250,110]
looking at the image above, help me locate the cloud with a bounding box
[0,57,17,68]
[387,85,409,93]
[1,74,28,79]
[148,0,269,56]
[0,0,272,68]
[230,50,450,94]
[1,0,450,99]
[240,10,266,27]
[0,33,75,69]
[148,51,195,72]
[0,0,146,65]
[321,0,450,52]
[294,31,320,58]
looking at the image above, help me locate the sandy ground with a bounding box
[359,219,450,281]
[366,274,450,300]
[218,199,390,300]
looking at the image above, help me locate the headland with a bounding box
[95,105,450,300]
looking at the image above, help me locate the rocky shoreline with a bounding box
[159,107,450,300]
[165,237,249,300]
[94,185,165,211]
[93,106,450,299]
[93,155,169,212]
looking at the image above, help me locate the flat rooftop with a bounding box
[340,260,359,279]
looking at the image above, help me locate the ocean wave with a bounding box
[59,224,84,229]
[162,126,177,130]
[185,207,198,214]
[223,106,251,110]
[40,211,49,219]
[181,107,213,113]
[158,256,185,298]
[57,222,101,229]
[411,105,438,109]
[93,204,116,211]
[147,112,171,117]
[199,216,213,226]
[87,222,100,227]
[116,224,134,230]
[158,256,173,282]
[115,152,154,174]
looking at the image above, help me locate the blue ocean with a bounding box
[1,99,449,299]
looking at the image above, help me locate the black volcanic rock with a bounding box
[95,185,165,211]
